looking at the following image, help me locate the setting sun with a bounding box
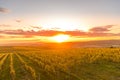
[51,34,70,43]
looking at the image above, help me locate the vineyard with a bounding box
[0,46,120,80]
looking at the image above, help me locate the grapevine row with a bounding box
[9,53,16,80]
[0,54,8,70]
[15,53,37,80]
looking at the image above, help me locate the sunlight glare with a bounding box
[41,19,89,31]
[51,34,70,43]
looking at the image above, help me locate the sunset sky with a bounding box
[0,0,120,45]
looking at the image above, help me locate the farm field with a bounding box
[0,46,120,80]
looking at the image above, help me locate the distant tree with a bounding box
[110,46,114,48]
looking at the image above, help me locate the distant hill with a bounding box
[69,40,120,48]
[0,40,120,48]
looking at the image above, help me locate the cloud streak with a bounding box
[0,25,119,38]
[15,19,22,23]
[0,30,119,38]
[0,7,10,13]
[0,24,11,27]
[89,25,113,33]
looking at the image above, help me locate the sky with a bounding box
[0,0,120,45]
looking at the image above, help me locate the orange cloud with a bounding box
[0,25,119,38]
[0,35,5,38]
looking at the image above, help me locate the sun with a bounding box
[51,34,70,43]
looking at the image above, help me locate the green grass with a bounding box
[0,47,120,80]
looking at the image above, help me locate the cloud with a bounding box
[30,26,42,29]
[0,25,119,38]
[0,7,10,13]
[15,19,22,23]
[0,29,62,36]
[30,26,42,31]
[0,29,89,37]
[65,31,87,36]
[0,29,119,38]
[0,24,11,27]
[89,25,113,33]
[0,35,5,38]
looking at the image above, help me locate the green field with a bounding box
[0,46,120,80]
